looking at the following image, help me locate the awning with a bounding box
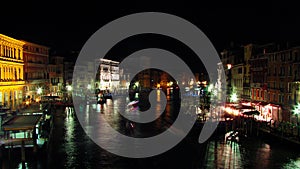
[2,115,42,131]
[243,110,260,116]
[235,105,255,110]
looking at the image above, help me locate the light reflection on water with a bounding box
[205,140,242,169]
[64,107,77,169]
[204,136,300,169]
[3,95,300,169]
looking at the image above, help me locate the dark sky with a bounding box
[1,2,300,72]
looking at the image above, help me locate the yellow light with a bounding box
[26,101,30,105]
[157,84,160,88]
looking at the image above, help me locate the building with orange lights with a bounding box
[22,41,50,101]
[0,34,25,109]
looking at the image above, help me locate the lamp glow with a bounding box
[230,93,238,102]
[37,88,42,94]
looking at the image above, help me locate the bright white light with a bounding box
[227,64,232,70]
[230,93,238,102]
[67,85,72,91]
[293,103,300,115]
[37,88,42,94]
[87,84,91,89]
[208,84,213,92]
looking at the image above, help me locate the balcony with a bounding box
[0,56,23,63]
[0,80,25,86]
[26,62,47,67]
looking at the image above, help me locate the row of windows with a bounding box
[0,45,22,60]
[268,51,298,62]
[23,46,49,55]
[0,67,22,80]
[252,89,295,104]
[48,67,62,73]
[232,79,243,88]
[268,65,299,76]
[25,72,47,79]
[26,55,47,64]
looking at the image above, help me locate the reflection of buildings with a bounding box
[22,41,49,100]
[48,56,64,96]
[0,34,25,109]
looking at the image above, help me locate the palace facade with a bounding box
[0,34,25,109]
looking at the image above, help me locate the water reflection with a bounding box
[64,107,77,168]
[204,136,300,169]
[205,139,242,169]
[2,98,300,169]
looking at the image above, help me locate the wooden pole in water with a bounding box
[250,116,253,136]
[21,139,25,163]
[33,126,38,154]
[257,121,259,136]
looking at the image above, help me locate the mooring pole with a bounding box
[21,139,25,166]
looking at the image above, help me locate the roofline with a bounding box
[0,34,26,46]
[20,40,50,49]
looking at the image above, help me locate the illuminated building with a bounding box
[22,41,49,100]
[96,59,120,91]
[220,45,242,101]
[0,34,25,109]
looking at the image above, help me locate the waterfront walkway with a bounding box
[216,117,300,146]
[257,121,300,146]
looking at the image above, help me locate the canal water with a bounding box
[1,96,300,168]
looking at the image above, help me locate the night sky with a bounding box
[1,2,300,72]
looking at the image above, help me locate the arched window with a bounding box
[19,68,21,80]
[14,68,17,80]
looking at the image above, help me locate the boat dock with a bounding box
[1,114,42,148]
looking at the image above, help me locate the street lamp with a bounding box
[230,92,238,103]
[227,64,232,70]
[66,85,72,91]
[37,87,42,95]
[293,103,300,138]
[87,84,91,90]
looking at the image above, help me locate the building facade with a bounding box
[220,45,244,101]
[0,34,25,109]
[64,61,75,86]
[22,41,49,101]
[48,56,64,96]
[96,59,120,91]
